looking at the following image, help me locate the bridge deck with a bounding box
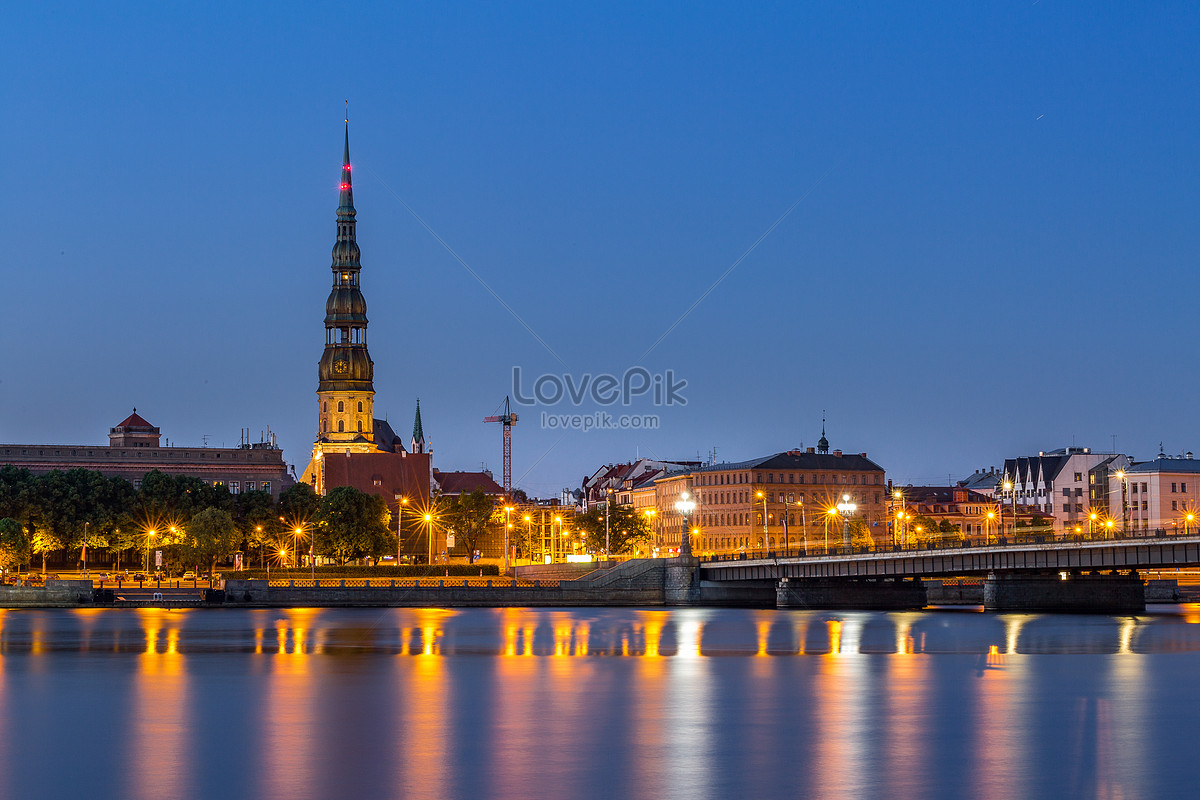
[700,535,1200,581]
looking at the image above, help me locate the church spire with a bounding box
[411,399,426,454]
[817,412,829,454]
[338,120,355,217]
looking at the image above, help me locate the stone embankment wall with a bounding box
[0,580,93,607]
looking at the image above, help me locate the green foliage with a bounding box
[184,507,241,571]
[316,486,391,565]
[438,490,496,563]
[279,483,322,525]
[0,518,30,573]
[574,504,651,555]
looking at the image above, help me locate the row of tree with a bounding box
[0,467,657,573]
[0,467,391,573]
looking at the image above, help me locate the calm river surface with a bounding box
[2,606,1199,799]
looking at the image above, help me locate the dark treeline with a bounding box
[0,466,390,574]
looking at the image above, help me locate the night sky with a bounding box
[4,1,1198,497]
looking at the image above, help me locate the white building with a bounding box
[999,447,1131,532]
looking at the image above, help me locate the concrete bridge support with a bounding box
[982,572,1145,613]
[776,577,927,610]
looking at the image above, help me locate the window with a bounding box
[358,401,363,412]
[1063,504,1071,513]
[338,420,345,432]
[1074,504,1083,512]
[1184,483,1189,492]
[1173,501,1178,511]
[1063,488,1071,497]
[358,420,363,432]
[1142,501,1148,510]
[1172,483,1178,493]
[1142,482,1148,493]
[1074,488,1083,497]
[1090,474,1096,484]
[247,481,256,491]
[262,482,271,494]
[1132,483,1139,494]
[230,482,240,495]
[338,401,345,413]
[1075,473,1083,482]
[323,402,327,413]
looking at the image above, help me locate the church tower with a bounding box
[313,123,376,458]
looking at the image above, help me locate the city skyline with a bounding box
[5,2,1200,495]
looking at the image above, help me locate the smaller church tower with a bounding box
[411,399,426,454]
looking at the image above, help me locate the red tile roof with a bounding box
[434,470,505,496]
[321,451,432,507]
[115,411,155,429]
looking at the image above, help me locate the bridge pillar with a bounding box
[776,577,926,610]
[983,572,1145,613]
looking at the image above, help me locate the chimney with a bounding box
[833,450,842,457]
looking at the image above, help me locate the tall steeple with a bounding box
[411,399,426,454]
[314,119,375,452]
[817,412,829,454]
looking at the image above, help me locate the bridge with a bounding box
[693,531,1200,612]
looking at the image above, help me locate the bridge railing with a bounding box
[700,526,1193,564]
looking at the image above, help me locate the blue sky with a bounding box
[3,1,1198,496]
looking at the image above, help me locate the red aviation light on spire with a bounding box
[343,163,351,171]
[340,183,351,190]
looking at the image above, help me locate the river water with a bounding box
[1,606,1198,800]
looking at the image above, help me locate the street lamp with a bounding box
[424,513,435,565]
[756,490,768,550]
[675,491,696,558]
[145,528,157,573]
[1002,479,1013,539]
[395,495,409,565]
[1114,469,1128,535]
[837,494,857,549]
[1187,512,1195,536]
[986,510,995,545]
[503,505,513,574]
[1089,511,1098,538]
[1105,519,1114,539]
[554,516,562,563]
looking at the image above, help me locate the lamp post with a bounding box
[554,516,562,563]
[605,487,613,559]
[1105,519,1114,539]
[837,494,857,549]
[503,505,513,574]
[824,508,836,551]
[797,500,807,554]
[395,496,409,565]
[1187,512,1195,536]
[756,490,768,550]
[893,490,904,548]
[523,514,533,562]
[424,513,434,565]
[1002,479,1013,540]
[1114,469,1128,535]
[675,491,696,558]
[986,510,995,545]
[145,529,157,573]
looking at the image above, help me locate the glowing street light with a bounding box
[503,505,514,573]
[986,510,995,545]
[395,495,409,565]
[836,493,857,549]
[675,491,697,558]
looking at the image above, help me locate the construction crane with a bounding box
[483,396,519,494]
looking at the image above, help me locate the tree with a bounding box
[279,483,322,526]
[574,504,651,556]
[0,518,30,574]
[439,490,496,564]
[184,508,240,573]
[315,486,391,565]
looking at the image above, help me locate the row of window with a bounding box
[696,471,882,487]
[2,448,273,460]
[324,400,365,413]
